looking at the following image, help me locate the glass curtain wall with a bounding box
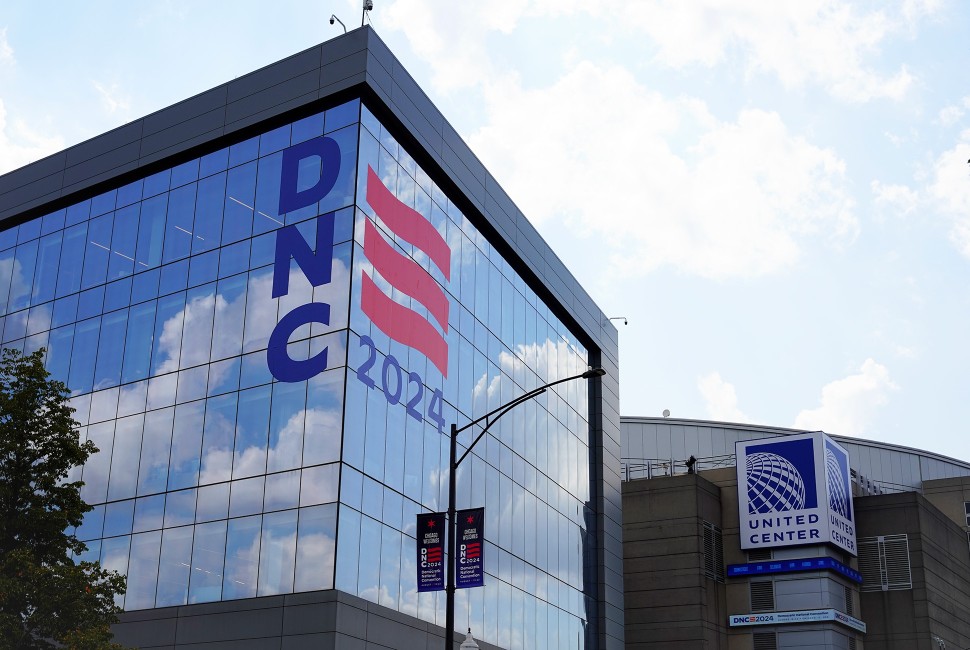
[0,101,358,608]
[340,105,594,650]
[0,99,596,650]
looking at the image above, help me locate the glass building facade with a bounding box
[0,98,596,649]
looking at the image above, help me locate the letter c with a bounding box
[267,302,331,382]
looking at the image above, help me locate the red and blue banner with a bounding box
[456,507,484,589]
[417,512,446,592]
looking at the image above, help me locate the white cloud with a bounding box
[469,62,857,279]
[383,0,493,92]
[871,180,919,217]
[622,1,918,102]
[937,97,970,127]
[926,128,970,258]
[938,105,964,128]
[93,81,131,115]
[0,27,13,65]
[698,372,751,423]
[384,1,923,102]
[0,99,63,174]
[794,358,898,435]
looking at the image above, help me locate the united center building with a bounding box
[0,28,623,650]
[622,417,970,650]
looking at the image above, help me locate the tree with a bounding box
[0,348,127,649]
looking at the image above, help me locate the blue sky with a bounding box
[1,1,968,462]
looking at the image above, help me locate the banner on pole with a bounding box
[417,512,445,592]
[456,507,485,589]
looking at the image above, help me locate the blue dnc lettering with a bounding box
[267,136,340,383]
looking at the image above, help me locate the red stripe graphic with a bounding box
[363,219,449,331]
[366,166,451,280]
[361,272,449,377]
[463,543,482,559]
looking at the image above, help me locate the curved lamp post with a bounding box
[444,367,607,648]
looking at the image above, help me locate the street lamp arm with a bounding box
[454,387,547,469]
[453,367,605,439]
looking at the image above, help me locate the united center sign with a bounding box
[736,432,856,555]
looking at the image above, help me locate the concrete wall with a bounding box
[113,590,503,650]
[922,476,970,530]
[622,473,727,649]
[855,491,970,650]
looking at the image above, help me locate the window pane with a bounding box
[379,524,400,609]
[299,464,338,507]
[267,380,305,473]
[164,489,197,528]
[103,499,135,538]
[80,421,114,504]
[195,482,229,523]
[32,232,61,305]
[258,509,297,597]
[294,503,336,592]
[156,526,193,607]
[200,392,236,485]
[264,470,300,512]
[81,213,112,289]
[136,195,167,270]
[303,368,344,466]
[108,414,143,501]
[168,401,204,491]
[94,310,128,391]
[189,520,227,604]
[55,223,86,298]
[68,317,101,394]
[233,385,270,478]
[132,494,165,533]
[163,184,196,263]
[229,476,264,518]
[137,408,174,496]
[357,515,381,603]
[223,515,260,600]
[108,204,139,279]
[125,531,162,610]
[100,535,132,609]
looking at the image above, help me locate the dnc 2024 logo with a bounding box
[267,133,451,431]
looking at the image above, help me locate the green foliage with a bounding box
[0,348,127,649]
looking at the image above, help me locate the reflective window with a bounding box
[0,98,598,649]
[125,531,161,610]
[223,515,260,600]
[189,520,227,604]
[156,525,193,607]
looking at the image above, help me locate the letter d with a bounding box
[279,136,341,214]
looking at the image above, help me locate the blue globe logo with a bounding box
[826,448,850,519]
[746,452,807,514]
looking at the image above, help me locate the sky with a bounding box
[1,1,968,462]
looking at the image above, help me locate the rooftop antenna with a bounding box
[329,14,347,33]
[362,0,374,26]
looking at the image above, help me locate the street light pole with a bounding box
[443,367,606,648]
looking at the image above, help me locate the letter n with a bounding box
[272,214,335,298]
[279,136,341,214]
